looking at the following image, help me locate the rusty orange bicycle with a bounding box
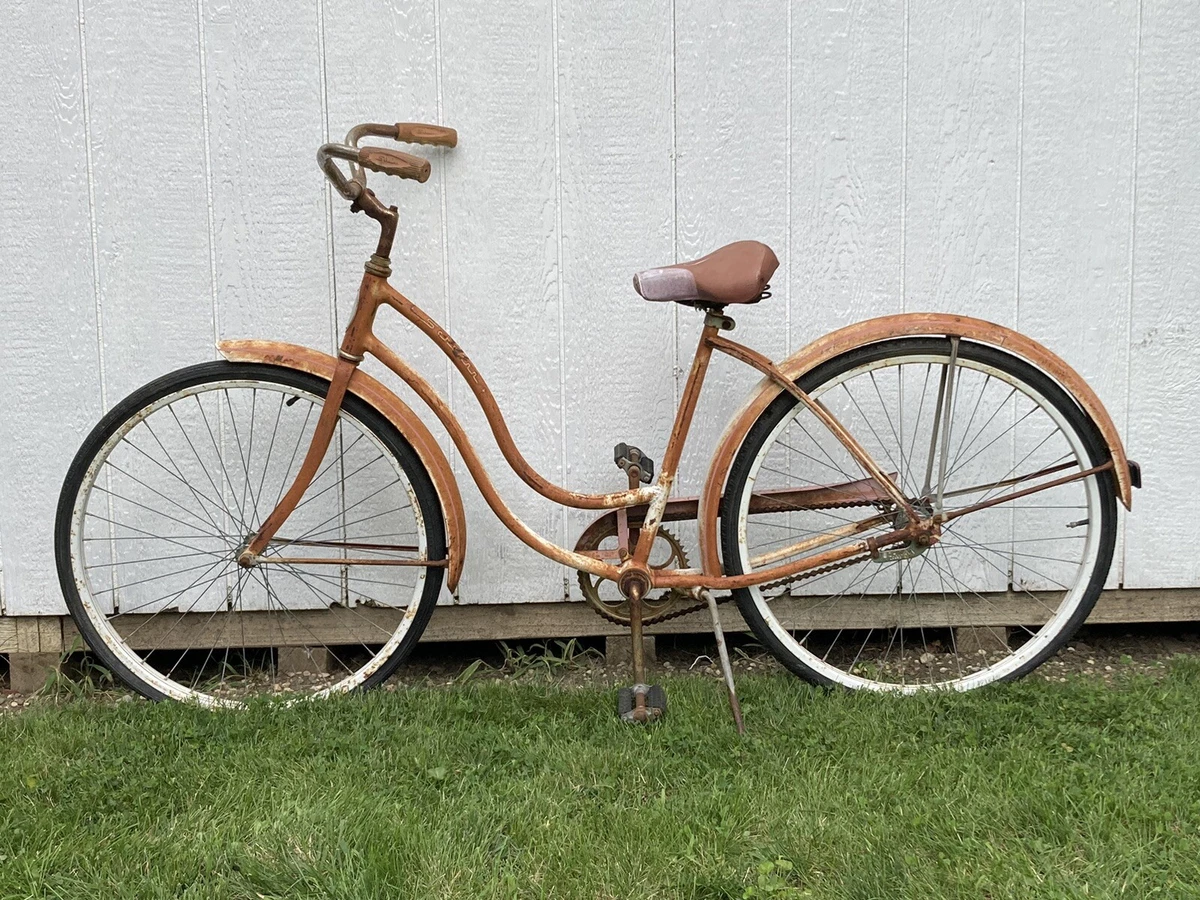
[55,121,1140,722]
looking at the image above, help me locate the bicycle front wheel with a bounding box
[720,338,1116,692]
[55,361,446,706]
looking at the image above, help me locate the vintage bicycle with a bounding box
[55,121,1140,723]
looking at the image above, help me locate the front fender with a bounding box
[696,313,1134,578]
[218,340,467,592]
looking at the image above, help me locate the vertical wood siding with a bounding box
[0,0,1196,614]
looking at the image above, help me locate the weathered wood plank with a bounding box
[83,0,215,400]
[437,0,565,603]
[1124,0,1200,588]
[905,0,1021,322]
[905,0,1022,595]
[674,0,791,500]
[557,0,676,594]
[202,0,332,350]
[15,618,43,655]
[321,0,454,440]
[1017,0,1137,589]
[791,0,906,340]
[0,2,102,614]
[57,588,1200,651]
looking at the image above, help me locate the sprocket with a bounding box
[576,525,692,626]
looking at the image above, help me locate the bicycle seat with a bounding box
[632,241,779,306]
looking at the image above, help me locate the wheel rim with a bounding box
[735,346,1105,692]
[68,376,431,706]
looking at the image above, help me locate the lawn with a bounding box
[2,663,1200,899]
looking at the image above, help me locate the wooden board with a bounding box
[1017,0,1137,589]
[0,3,103,614]
[53,587,1200,651]
[437,0,566,604]
[0,2,1195,618]
[674,0,791,504]
[557,0,676,597]
[791,0,906,339]
[1124,0,1200,589]
[83,0,216,400]
[202,0,332,351]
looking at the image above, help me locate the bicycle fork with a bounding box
[237,191,398,569]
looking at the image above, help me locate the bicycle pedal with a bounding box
[617,683,666,723]
[613,443,654,484]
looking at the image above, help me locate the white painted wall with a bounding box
[1,0,1197,615]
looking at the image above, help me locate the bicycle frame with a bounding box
[228,189,1133,595]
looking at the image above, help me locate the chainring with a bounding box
[576,525,693,626]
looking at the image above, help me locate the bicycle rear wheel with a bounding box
[55,361,446,706]
[720,338,1116,692]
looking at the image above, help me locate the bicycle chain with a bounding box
[580,546,872,627]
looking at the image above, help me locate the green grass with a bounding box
[4,662,1200,899]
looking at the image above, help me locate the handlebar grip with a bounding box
[357,146,431,183]
[395,122,458,147]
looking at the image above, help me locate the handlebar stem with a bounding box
[350,188,398,260]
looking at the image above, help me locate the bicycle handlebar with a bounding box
[318,120,457,201]
[396,122,458,147]
[358,146,431,183]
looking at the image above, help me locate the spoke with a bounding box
[924,547,1037,639]
[97,459,234,546]
[289,444,384,519]
[85,546,227,570]
[772,437,853,481]
[944,372,992,481]
[195,393,251,530]
[247,568,356,674]
[942,532,1073,591]
[904,363,934,490]
[275,565,414,638]
[252,391,287,527]
[94,554,235,598]
[224,388,262,528]
[273,398,316,512]
[88,483,232,540]
[942,402,1039,487]
[85,511,228,559]
[120,427,229,532]
[287,489,408,543]
[168,402,250,533]
[112,554,235,625]
[840,380,904,490]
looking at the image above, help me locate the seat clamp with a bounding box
[704,310,736,332]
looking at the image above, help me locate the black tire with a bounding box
[55,361,446,704]
[720,338,1117,691]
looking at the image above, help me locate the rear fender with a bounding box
[218,340,466,592]
[696,313,1135,578]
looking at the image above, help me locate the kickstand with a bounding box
[700,589,745,734]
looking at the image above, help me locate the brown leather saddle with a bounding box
[632,240,779,306]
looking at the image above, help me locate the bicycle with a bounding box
[55,120,1141,723]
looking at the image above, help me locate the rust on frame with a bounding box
[217,339,468,592]
[695,313,1137,579]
